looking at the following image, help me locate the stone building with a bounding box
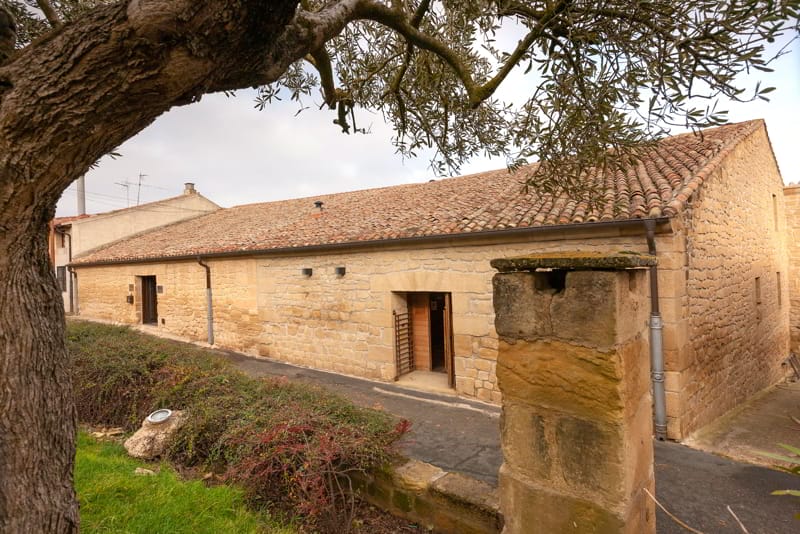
[784,183,800,353]
[49,183,219,312]
[71,120,790,439]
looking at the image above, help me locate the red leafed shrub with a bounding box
[69,321,409,532]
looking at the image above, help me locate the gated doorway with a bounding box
[140,275,158,325]
[394,292,454,388]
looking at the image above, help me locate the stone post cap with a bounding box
[490,251,657,272]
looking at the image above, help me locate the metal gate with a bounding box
[393,310,414,380]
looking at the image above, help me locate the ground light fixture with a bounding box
[146,409,173,424]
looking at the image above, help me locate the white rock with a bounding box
[124,410,187,460]
[134,467,156,476]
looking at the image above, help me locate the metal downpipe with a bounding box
[645,219,667,441]
[197,257,214,346]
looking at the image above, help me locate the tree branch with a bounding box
[387,0,430,94]
[305,46,336,107]
[36,0,62,28]
[355,0,573,108]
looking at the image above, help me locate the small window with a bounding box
[777,272,782,306]
[755,277,762,305]
[56,266,66,292]
[772,194,778,231]
[59,232,66,248]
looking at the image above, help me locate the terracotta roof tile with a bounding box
[74,120,764,265]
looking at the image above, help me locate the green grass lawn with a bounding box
[75,432,294,534]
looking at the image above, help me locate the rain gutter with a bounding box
[70,217,672,268]
[197,257,214,345]
[644,219,667,440]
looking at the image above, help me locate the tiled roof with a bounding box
[53,214,93,226]
[74,120,764,265]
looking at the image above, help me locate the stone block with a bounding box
[476,388,492,402]
[550,270,622,348]
[429,472,499,516]
[555,416,624,504]
[664,370,689,392]
[492,272,552,339]
[478,347,498,360]
[658,296,686,323]
[497,339,624,421]
[456,377,476,396]
[454,334,474,356]
[500,402,552,481]
[393,460,446,492]
[663,346,694,372]
[662,320,689,352]
[475,358,492,372]
[665,390,685,419]
[499,467,628,534]
[453,314,491,337]
[657,268,686,297]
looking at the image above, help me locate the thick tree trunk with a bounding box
[0,208,77,532]
[0,0,316,530]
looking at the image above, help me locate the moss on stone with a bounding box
[491,251,657,272]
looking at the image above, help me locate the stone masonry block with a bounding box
[550,270,619,348]
[663,346,695,372]
[500,402,552,482]
[454,334,474,356]
[497,339,624,422]
[664,370,690,393]
[662,320,689,352]
[499,466,626,534]
[453,314,491,337]
[492,272,552,339]
[555,416,625,504]
[657,269,686,298]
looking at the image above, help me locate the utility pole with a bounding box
[115,181,130,207]
[136,173,148,206]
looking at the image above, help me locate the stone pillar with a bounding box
[491,253,656,534]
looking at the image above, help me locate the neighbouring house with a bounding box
[71,120,790,439]
[49,183,219,312]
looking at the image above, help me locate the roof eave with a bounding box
[71,216,673,268]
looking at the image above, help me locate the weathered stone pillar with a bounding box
[491,252,656,534]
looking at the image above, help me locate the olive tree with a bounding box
[0,0,797,530]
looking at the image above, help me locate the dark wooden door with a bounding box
[141,276,158,324]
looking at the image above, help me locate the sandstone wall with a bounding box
[252,232,665,403]
[673,125,790,437]
[783,184,800,352]
[77,227,673,404]
[76,258,261,351]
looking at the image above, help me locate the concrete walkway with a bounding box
[686,380,800,468]
[219,348,798,532]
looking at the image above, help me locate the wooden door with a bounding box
[408,292,431,371]
[443,293,455,388]
[141,276,158,324]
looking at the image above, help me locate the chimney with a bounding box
[77,175,86,215]
[183,182,196,195]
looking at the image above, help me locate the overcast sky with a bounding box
[56,40,800,217]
